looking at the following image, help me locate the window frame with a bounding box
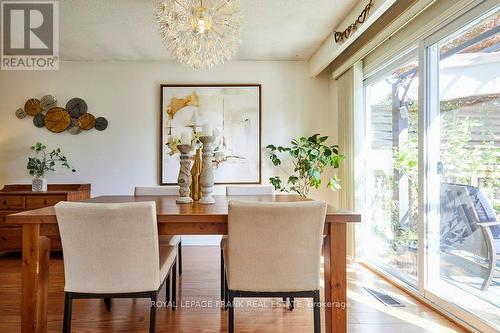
[419,3,500,332]
[356,1,500,331]
[360,50,420,289]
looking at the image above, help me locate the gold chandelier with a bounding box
[155,0,241,69]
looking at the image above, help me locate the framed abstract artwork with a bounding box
[160,84,261,185]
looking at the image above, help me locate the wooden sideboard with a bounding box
[0,184,91,251]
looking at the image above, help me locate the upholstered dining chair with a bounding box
[55,201,177,333]
[224,200,326,333]
[221,186,275,305]
[225,185,275,196]
[135,186,183,275]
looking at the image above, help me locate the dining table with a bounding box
[6,194,361,333]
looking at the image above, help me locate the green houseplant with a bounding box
[266,134,344,197]
[27,142,76,192]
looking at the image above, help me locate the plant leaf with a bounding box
[287,175,298,184]
[327,175,342,191]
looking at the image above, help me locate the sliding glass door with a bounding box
[363,56,419,286]
[425,7,500,329]
[359,2,500,331]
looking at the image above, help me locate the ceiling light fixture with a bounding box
[155,0,241,69]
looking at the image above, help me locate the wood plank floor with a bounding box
[0,246,468,332]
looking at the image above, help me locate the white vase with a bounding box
[32,177,47,192]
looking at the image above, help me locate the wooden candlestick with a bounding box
[176,144,193,204]
[199,136,216,205]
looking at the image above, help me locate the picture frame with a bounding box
[160,84,262,185]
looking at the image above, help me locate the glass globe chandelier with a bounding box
[155,0,241,69]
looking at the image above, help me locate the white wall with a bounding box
[0,60,336,204]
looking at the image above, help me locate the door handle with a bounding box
[437,161,444,175]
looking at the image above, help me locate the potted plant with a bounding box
[27,142,76,192]
[266,134,344,197]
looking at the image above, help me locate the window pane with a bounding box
[427,7,500,329]
[363,58,419,284]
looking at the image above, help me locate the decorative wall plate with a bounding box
[24,99,41,116]
[94,117,108,131]
[15,108,27,119]
[77,113,95,130]
[66,98,88,119]
[67,124,82,135]
[33,113,45,128]
[45,107,71,133]
[40,95,57,111]
[67,118,81,135]
[16,95,108,134]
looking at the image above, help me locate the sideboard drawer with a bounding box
[0,196,25,210]
[0,227,23,250]
[26,195,67,209]
[0,184,90,251]
[0,210,22,224]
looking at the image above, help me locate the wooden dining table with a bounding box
[6,194,361,333]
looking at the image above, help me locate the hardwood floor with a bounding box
[0,246,468,332]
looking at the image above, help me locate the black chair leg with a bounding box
[313,290,321,333]
[228,292,234,333]
[150,292,157,333]
[166,274,171,303]
[63,292,73,333]
[220,249,225,301]
[282,297,287,302]
[172,261,177,310]
[224,272,229,311]
[103,298,112,312]
[289,297,295,311]
[178,241,182,275]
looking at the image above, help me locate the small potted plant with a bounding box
[266,134,344,197]
[27,142,76,192]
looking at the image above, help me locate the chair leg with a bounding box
[313,290,321,333]
[103,298,112,312]
[482,265,496,291]
[481,238,496,290]
[220,249,225,301]
[224,272,229,311]
[150,292,157,333]
[172,261,177,310]
[63,292,73,333]
[166,274,171,303]
[178,241,182,275]
[228,292,234,333]
[289,297,295,311]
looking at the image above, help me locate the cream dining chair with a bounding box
[221,186,276,304]
[135,186,183,274]
[55,201,177,333]
[224,200,326,333]
[225,185,275,196]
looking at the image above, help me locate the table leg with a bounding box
[21,224,51,333]
[323,223,347,333]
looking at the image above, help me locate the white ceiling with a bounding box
[59,0,358,61]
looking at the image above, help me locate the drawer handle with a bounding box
[44,200,48,205]
[2,200,6,205]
